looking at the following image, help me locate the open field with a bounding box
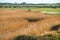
[0,8,60,40]
[0,8,60,12]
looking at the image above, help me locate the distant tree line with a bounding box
[0,3,60,8]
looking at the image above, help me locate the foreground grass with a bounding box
[0,8,60,12]
[12,30,60,40]
[12,34,60,40]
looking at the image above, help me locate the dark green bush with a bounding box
[51,24,60,31]
[28,9,31,11]
[12,34,60,40]
[24,18,41,22]
[13,35,37,40]
[12,35,58,40]
[37,35,57,40]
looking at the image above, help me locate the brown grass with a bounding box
[0,9,60,40]
[16,16,60,36]
[0,9,50,19]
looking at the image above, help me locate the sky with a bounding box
[0,0,60,3]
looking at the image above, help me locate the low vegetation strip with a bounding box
[42,11,60,14]
[12,34,60,40]
[0,8,60,12]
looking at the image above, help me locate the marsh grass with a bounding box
[12,34,60,40]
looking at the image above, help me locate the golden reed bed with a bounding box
[0,9,60,40]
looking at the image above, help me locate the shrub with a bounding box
[11,34,60,40]
[12,35,59,40]
[25,18,40,22]
[51,24,60,31]
[13,35,37,40]
[28,9,31,11]
[37,34,57,40]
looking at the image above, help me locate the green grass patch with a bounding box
[0,8,60,12]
